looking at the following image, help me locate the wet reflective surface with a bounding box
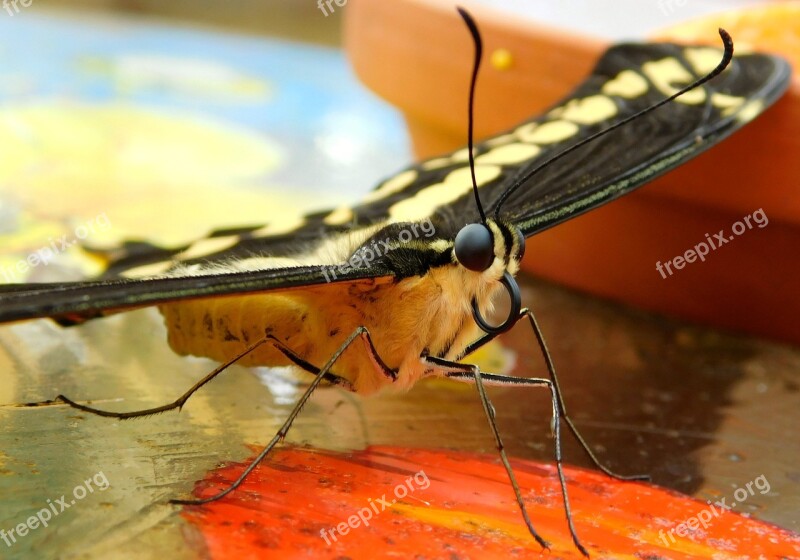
[1,275,797,558]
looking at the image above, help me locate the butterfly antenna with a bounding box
[493,28,734,216]
[457,6,488,225]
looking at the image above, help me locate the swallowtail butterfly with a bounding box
[0,8,790,556]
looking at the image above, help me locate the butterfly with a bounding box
[0,7,790,556]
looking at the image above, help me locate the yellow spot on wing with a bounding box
[475,143,540,165]
[176,235,240,261]
[602,69,649,98]
[559,95,617,125]
[324,206,354,225]
[484,133,516,148]
[363,169,418,202]
[251,216,305,237]
[450,147,471,162]
[516,120,579,144]
[642,58,706,104]
[421,157,453,170]
[735,99,764,123]
[388,165,501,222]
[711,92,745,116]
[684,47,722,75]
[120,260,173,278]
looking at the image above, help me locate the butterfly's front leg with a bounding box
[441,307,648,483]
[421,351,587,556]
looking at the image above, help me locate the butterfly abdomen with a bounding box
[159,294,315,369]
[158,288,401,392]
[156,266,487,394]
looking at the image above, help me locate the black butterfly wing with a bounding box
[0,265,394,324]
[0,41,790,325]
[346,42,790,240]
[486,43,792,234]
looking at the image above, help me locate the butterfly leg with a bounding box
[53,334,353,419]
[520,308,649,482]
[171,325,380,505]
[265,336,356,390]
[263,330,395,387]
[448,307,648,483]
[422,353,587,557]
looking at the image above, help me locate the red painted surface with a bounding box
[181,446,800,558]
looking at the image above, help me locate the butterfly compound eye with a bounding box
[454,223,494,271]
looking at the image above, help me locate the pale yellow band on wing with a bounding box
[388,165,501,222]
[119,260,173,278]
[683,47,723,75]
[735,99,764,123]
[602,69,649,98]
[450,147,472,162]
[363,169,418,202]
[710,92,745,115]
[483,133,516,148]
[558,95,618,125]
[251,215,306,237]
[324,206,355,225]
[642,57,706,104]
[175,235,240,261]
[474,143,540,165]
[515,120,579,144]
[421,157,454,170]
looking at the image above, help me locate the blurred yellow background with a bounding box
[35,0,342,43]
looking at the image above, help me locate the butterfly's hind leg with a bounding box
[53,334,354,419]
[171,325,386,505]
[446,307,649,482]
[54,326,385,505]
